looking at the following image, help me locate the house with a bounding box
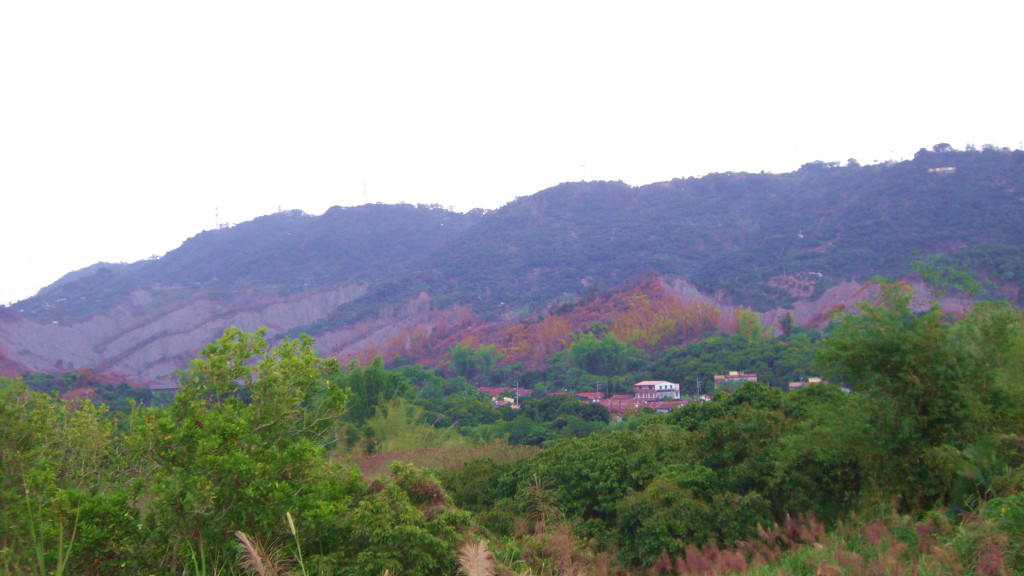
[633,380,681,400]
[788,377,826,390]
[477,386,533,406]
[575,392,605,403]
[647,399,693,413]
[598,394,645,417]
[608,394,635,403]
[713,371,757,392]
[476,386,512,400]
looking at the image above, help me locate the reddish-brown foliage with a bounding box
[339,275,728,373]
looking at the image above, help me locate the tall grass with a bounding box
[235,531,290,576]
[337,397,538,479]
[234,513,310,576]
[20,475,78,576]
[457,540,495,576]
[365,397,466,454]
[739,503,1021,576]
[286,512,307,576]
[186,536,226,576]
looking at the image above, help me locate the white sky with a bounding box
[2,1,1022,306]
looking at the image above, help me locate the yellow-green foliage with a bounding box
[365,397,468,454]
[0,377,142,575]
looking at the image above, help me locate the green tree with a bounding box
[952,300,1024,437]
[449,342,479,381]
[690,389,786,495]
[737,307,765,343]
[511,422,691,544]
[0,377,144,575]
[567,333,641,377]
[816,281,984,509]
[615,474,715,565]
[448,343,504,383]
[338,462,470,576]
[475,343,501,380]
[771,383,866,524]
[779,311,794,337]
[135,327,352,572]
[340,355,407,426]
[913,256,983,299]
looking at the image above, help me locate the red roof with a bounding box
[646,399,692,412]
[598,396,643,416]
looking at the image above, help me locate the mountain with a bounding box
[2,145,1022,384]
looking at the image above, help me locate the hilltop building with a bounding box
[633,380,681,400]
[788,377,826,390]
[576,392,605,403]
[713,371,758,392]
[477,386,533,407]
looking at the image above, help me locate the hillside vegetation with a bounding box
[3,144,1024,575]
[2,144,1023,384]
[3,278,1023,575]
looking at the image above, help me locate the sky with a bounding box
[2,1,1022,306]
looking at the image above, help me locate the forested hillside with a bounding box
[432,145,1024,315]
[3,280,1023,575]
[3,144,1024,573]
[20,203,482,322]
[2,145,1022,384]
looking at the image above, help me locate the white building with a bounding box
[633,380,681,400]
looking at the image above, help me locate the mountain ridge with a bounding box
[3,145,1022,384]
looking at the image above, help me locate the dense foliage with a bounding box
[3,283,1024,574]
[21,370,157,413]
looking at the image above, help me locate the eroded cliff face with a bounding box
[0,284,367,384]
[0,272,977,386]
[666,275,971,335]
[759,278,970,332]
